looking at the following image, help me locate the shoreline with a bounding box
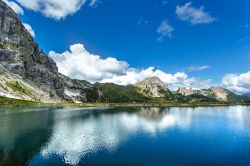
[1,102,250,109]
[1,95,250,108]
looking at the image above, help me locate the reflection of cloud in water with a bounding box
[41,107,192,165]
[227,106,250,134]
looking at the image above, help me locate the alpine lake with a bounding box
[0,106,250,166]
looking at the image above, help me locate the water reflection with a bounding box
[40,107,197,165]
[0,107,54,165]
[0,106,250,166]
[227,106,250,134]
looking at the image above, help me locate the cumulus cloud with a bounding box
[3,0,24,15]
[49,43,212,89]
[176,2,216,25]
[17,0,87,20]
[49,44,129,83]
[157,20,174,41]
[23,23,35,37]
[187,65,210,72]
[222,71,250,94]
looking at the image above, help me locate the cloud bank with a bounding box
[222,71,250,94]
[49,43,212,89]
[176,2,216,25]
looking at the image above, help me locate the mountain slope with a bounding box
[135,77,172,98]
[176,87,247,102]
[0,0,98,102]
[95,83,149,103]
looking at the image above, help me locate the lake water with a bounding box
[0,106,250,166]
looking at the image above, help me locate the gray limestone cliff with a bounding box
[0,0,98,102]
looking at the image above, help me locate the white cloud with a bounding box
[17,0,87,20]
[49,44,129,83]
[176,2,216,25]
[187,65,210,72]
[222,71,250,94]
[23,23,35,37]
[49,43,212,90]
[157,20,174,41]
[3,0,24,15]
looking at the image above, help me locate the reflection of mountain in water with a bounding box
[41,107,193,165]
[135,107,171,121]
[0,107,55,166]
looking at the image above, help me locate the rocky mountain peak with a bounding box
[176,86,232,101]
[136,76,168,90]
[176,87,199,96]
[135,77,168,97]
[209,87,230,101]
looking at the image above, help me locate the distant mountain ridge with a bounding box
[95,77,249,103]
[0,0,249,104]
[176,87,236,101]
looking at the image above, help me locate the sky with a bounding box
[3,0,250,94]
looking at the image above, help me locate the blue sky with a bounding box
[4,0,250,93]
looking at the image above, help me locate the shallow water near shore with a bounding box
[0,106,250,166]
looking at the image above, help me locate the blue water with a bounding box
[0,106,250,166]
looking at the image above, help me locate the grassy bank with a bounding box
[0,96,42,107]
[1,96,250,108]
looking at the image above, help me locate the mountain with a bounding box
[0,0,249,104]
[135,77,171,98]
[0,0,98,103]
[95,83,149,103]
[176,87,247,102]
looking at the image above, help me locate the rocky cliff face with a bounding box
[0,0,98,102]
[209,87,229,101]
[135,77,170,97]
[176,87,200,96]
